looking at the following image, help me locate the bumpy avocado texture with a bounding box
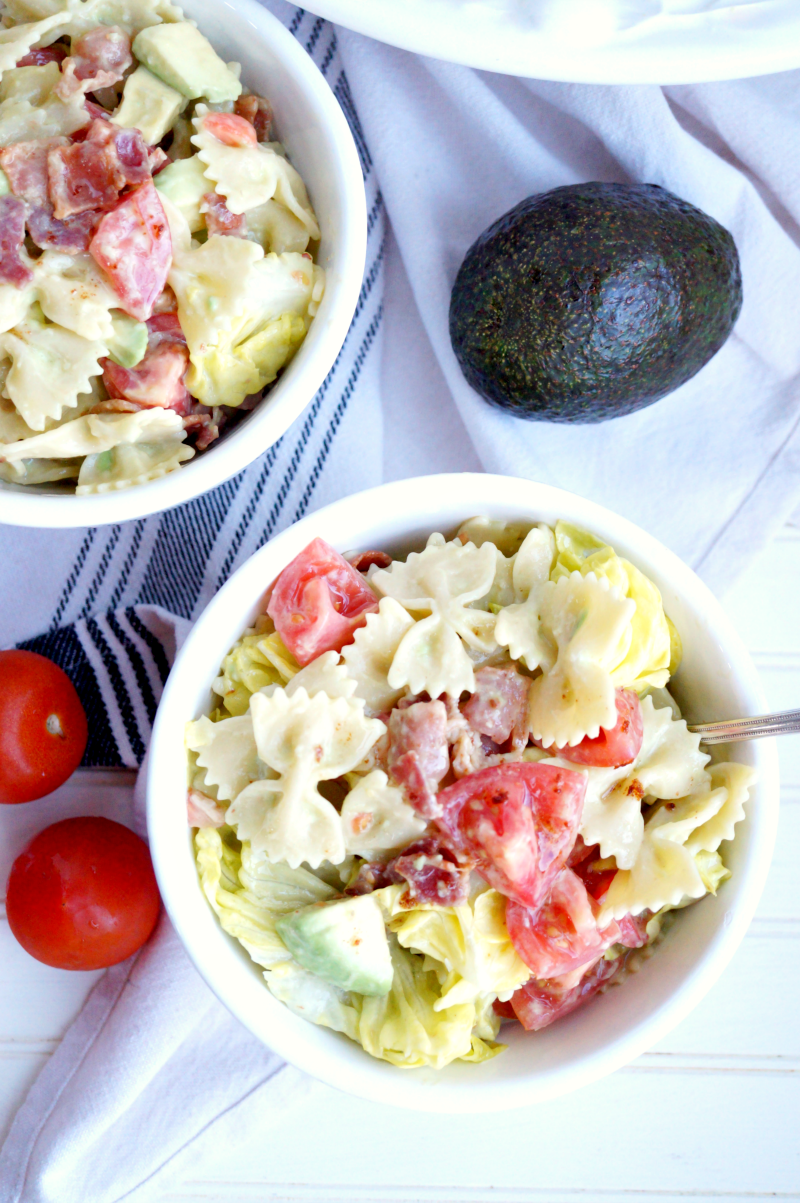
[449,182,742,423]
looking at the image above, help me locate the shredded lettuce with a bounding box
[551,520,673,690]
[212,626,297,717]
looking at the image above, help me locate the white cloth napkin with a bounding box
[4,1,800,1197]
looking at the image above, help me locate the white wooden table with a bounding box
[2,529,800,1201]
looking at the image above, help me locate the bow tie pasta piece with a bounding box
[227,687,385,867]
[0,10,67,77]
[0,91,88,145]
[0,280,35,334]
[0,407,184,462]
[477,523,556,612]
[76,436,194,493]
[280,650,357,702]
[191,105,320,236]
[599,777,738,922]
[340,597,415,715]
[33,252,119,341]
[385,886,530,1010]
[0,309,106,430]
[168,233,263,352]
[632,695,711,799]
[526,571,636,750]
[371,535,497,699]
[1,0,184,39]
[341,769,426,856]
[0,392,37,443]
[685,762,754,855]
[551,521,672,690]
[185,713,263,803]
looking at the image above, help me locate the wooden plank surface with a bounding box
[1,532,799,1201]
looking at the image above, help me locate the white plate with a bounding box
[306,0,800,84]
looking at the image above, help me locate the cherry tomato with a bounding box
[505,868,621,979]
[267,537,380,666]
[435,762,587,909]
[6,817,160,970]
[90,180,171,321]
[0,650,88,804]
[508,956,621,1032]
[551,689,643,768]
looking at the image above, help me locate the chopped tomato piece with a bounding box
[202,111,257,148]
[267,537,380,666]
[505,868,621,979]
[573,852,618,903]
[90,180,171,320]
[0,196,32,287]
[546,689,643,768]
[202,191,246,238]
[509,955,621,1032]
[435,762,587,909]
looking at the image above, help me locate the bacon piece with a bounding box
[462,665,530,749]
[187,788,226,828]
[202,111,257,148]
[387,836,471,907]
[16,45,67,67]
[183,405,222,450]
[27,205,98,253]
[617,912,650,949]
[387,700,449,820]
[508,955,622,1032]
[234,93,273,141]
[149,147,169,176]
[48,119,149,219]
[0,196,32,287]
[90,398,144,413]
[0,137,67,206]
[202,191,246,238]
[90,180,171,320]
[346,550,392,573]
[344,861,395,897]
[102,343,191,414]
[56,25,132,100]
[146,311,186,348]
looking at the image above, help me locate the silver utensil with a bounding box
[688,709,800,745]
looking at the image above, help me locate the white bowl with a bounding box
[0,0,366,529]
[147,473,779,1113]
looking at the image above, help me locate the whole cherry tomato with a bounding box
[5,817,160,970]
[0,650,88,803]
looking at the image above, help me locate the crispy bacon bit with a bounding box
[48,120,149,219]
[56,25,132,100]
[387,700,449,819]
[202,191,247,238]
[0,196,32,287]
[234,93,273,141]
[344,861,395,896]
[388,837,471,907]
[146,311,186,348]
[346,550,392,573]
[202,111,257,148]
[462,665,530,749]
[0,137,67,206]
[183,405,222,450]
[90,397,143,413]
[16,45,67,67]
[617,912,650,948]
[27,205,98,253]
[149,147,169,176]
[508,956,621,1032]
[81,100,112,127]
[90,180,171,320]
[187,788,227,828]
[102,343,191,414]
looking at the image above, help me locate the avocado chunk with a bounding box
[107,312,148,368]
[111,65,184,146]
[154,154,209,233]
[276,894,394,996]
[132,23,242,104]
[449,182,742,423]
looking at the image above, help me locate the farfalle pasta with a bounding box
[185,519,753,1070]
[0,0,324,494]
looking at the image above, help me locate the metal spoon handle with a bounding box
[688,709,800,744]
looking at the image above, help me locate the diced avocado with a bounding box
[107,312,148,368]
[132,23,242,103]
[111,65,184,146]
[0,169,9,197]
[246,199,310,255]
[154,154,209,233]
[275,894,394,997]
[449,182,742,423]
[0,62,60,105]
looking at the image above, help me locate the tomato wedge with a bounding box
[550,689,643,768]
[89,180,171,321]
[508,956,621,1032]
[267,537,380,666]
[505,868,621,979]
[435,762,587,909]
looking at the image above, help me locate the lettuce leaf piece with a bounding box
[551,520,673,690]
[695,848,731,895]
[212,627,297,717]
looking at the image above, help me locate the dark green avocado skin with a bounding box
[448,182,743,423]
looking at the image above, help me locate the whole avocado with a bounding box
[449,182,742,423]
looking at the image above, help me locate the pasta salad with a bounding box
[186,518,754,1070]
[0,0,324,494]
